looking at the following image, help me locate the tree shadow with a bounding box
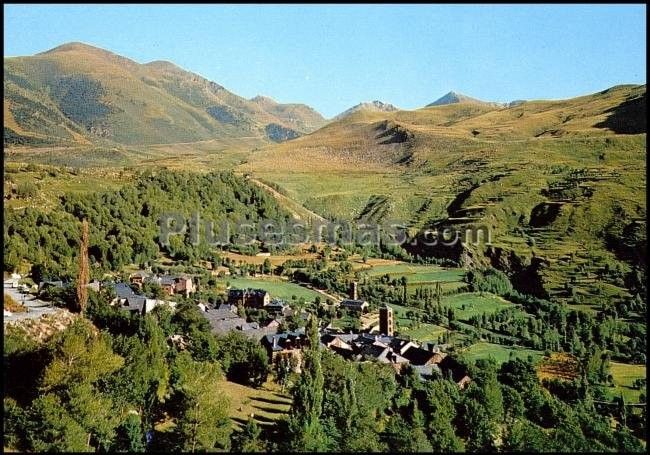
[252,404,287,414]
[252,395,292,406]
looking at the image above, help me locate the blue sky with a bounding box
[4,4,646,118]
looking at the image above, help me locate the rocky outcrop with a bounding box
[265,123,302,142]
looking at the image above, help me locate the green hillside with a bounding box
[4,42,326,146]
[241,84,647,307]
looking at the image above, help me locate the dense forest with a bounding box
[3,170,292,280]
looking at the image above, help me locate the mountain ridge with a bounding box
[4,42,327,146]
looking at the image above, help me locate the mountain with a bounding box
[242,84,646,302]
[334,100,399,120]
[4,42,327,146]
[427,91,504,107]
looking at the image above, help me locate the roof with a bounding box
[388,338,418,354]
[123,296,147,314]
[360,344,408,364]
[411,364,442,380]
[356,333,394,345]
[159,275,176,285]
[262,330,307,352]
[38,280,64,289]
[204,308,240,321]
[131,270,149,277]
[321,333,359,345]
[340,299,368,308]
[266,299,287,309]
[401,347,437,366]
[113,282,137,299]
[207,317,249,334]
[229,288,269,297]
[217,303,237,311]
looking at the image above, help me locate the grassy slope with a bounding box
[240,84,646,308]
[218,379,292,430]
[460,342,543,364]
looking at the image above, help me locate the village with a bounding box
[4,265,471,388]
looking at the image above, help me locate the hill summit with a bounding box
[334,100,399,120]
[427,91,503,107]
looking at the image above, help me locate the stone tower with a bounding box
[350,281,358,300]
[379,305,394,336]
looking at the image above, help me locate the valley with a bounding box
[3,38,647,453]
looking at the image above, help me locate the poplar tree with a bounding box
[76,219,90,313]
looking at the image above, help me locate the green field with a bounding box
[363,263,466,283]
[606,362,646,403]
[460,342,544,365]
[219,277,323,302]
[442,292,515,321]
[399,322,449,342]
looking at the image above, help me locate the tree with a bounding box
[41,319,124,391]
[400,276,408,305]
[110,315,170,427]
[76,219,90,313]
[233,417,265,452]
[26,393,89,452]
[275,354,299,392]
[383,410,433,452]
[31,319,124,451]
[214,331,269,387]
[171,351,231,452]
[287,314,328,451]
[420,380,464,451]
[114,413,145,452]
[262,258,273,275]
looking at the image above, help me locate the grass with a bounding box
[3,162,129,210]
[362,263,465,283]
[217,276,323,302]
[606,362,646,403]
[398,322,449,342]
[4,293,27,313]
[460,342,543,365]
[384,302,448,342]
[222,250,320,267]
[441,292,515,321]
[152,379,292,437]
[218,379,292,429]
[236,85,645,308]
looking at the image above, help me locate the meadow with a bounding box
[441,292,515,321]
[217,276,323,303]
[607,362,647,403]
[362,263,465,283]
[458,342,544,365]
